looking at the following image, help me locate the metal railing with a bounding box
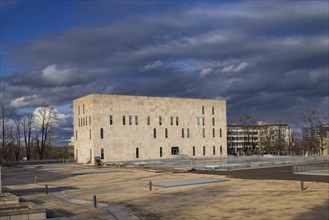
[293,162,329,174]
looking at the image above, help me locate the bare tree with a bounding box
[300,108,318,155]
[0,103,10,162]
[227,120,237,155]
[238,114,258,155]
[8,125,15,161]
[22,113,33,160]
[34,105,58,160]
[259,124,272,154]
[299,108,328,156]
[316,111,328,156]
[13,118,22,161]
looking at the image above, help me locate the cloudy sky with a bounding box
[1,0,328,145]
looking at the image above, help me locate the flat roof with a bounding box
[74,93,226,102]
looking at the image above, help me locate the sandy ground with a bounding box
[2,165,328,220]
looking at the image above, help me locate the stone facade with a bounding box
[73,94,227,163]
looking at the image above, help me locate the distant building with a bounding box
[73,94,227,163]
[323,131,329,156]
[302,124,329,140]
[227,123,290,155]
[302,125,329,156]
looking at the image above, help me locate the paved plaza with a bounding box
[1,162,328,219]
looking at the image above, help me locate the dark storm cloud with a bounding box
[3,1,328,144]
[11,1,328,65]
[7,64,95,88]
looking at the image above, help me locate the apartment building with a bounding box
[227,123,290,155]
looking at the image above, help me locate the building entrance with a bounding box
[171,147,179,155]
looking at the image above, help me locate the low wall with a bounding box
[0,159,75,167]
[0,203,46,220]
[0,193,19,205]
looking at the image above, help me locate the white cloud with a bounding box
[221,65,235,73]
[42,64,78,85]
[9,95,39,108]
[200,68,214,77]
[33,106,59,127]
[140,60,164,72]
[222,61,248,73]
[234,61,248,72]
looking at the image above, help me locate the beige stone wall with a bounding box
[74,94,227,163]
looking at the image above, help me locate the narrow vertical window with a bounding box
[129,115,132,125]
[136,148,139,158]
[83,117,85,126]
[90,129,91,139]
[123,116,126,125]
[86,116,88,126]
[159,116,162,126]
[100,128,104,139]
[78,106,80,115]
[202,106,205,115]
[160,147,163,157]
[203,128,205,138]
[101,149,104,159]
[213,128,215,138]
[193,147,195,156]
[170,116,173,126]
[203,146,206,156]
[109,115,113,125]
[220,146,223,155]
[75,131,77,140]
[187,128,190,138]
[176,117,179,126]
[89,116,91,125]
[220,128,222,137]
[147,116,150,125]
[212,117,215,126]
[202,117,205,126]
[213,146,216,155]
[83,104,85,114]
[212,106,214,115]
[197,117,200,126]
[135,116,138,125]
[182,128,184,138]
[165,128,168,138]
[78,118,80,127]
[154,128,156,138]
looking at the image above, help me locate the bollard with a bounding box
[35,176,38,185]
[45,184,48,194]
[301,181,304,191]
[93,195,97,208]
[149,181,152,191]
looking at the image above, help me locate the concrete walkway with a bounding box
[51,191,139,220]
[104,205,139,220]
